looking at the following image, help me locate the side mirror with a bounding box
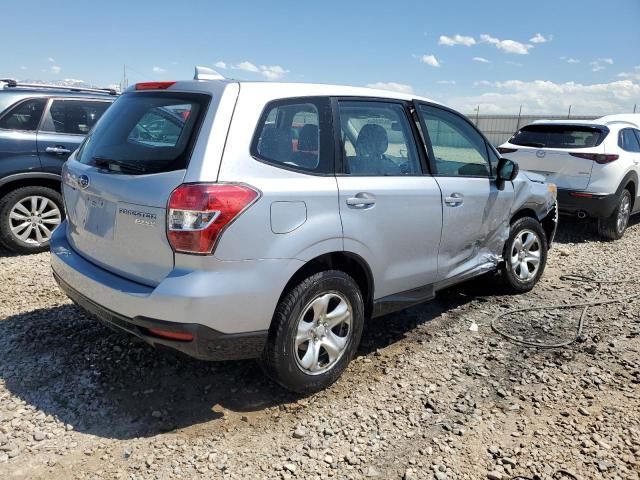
[497,158,519,181]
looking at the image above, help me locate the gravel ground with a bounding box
[1,218,639,480]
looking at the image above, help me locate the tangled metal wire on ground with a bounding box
[491,274,640,348]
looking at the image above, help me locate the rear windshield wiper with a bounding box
[91,156,147,174]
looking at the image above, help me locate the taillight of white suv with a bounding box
[167,183,259,254]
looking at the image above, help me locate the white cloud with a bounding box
[416,54,440,67]
[50,65,61,74]
[260,65,288,80]
[617,66,640,81]
[447,79,640,115]
[590,58,614,72]
[47,57,56,63]
[233,61,260,73]
[62,78,85,84]
[365,82,414,94]
[529,33,551,44]
[214,61,227,69]
[152,66,166,73]
[439,34,476,47]
[19,65,27,70]
[472,57,490,64]
[437,80,457,85]
[231,61,288,80]
[480,34,533,55]
[565,57,580,64]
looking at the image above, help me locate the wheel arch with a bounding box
[617,171,638,212]
[509,205,556,246]
[277,251,375,319]
[0,173,62,199]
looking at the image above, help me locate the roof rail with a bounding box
[0,78,118,96]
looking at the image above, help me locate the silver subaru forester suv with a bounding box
[51,68,557,393]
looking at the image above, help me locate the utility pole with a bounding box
[634,104,637,113]
[516,105,522,129]
[475,105,480,125]
[567,105,572,119]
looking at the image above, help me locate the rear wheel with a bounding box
[597,188,631,241]
[500,217,548,294]
[260,270,364,394]
[0,186,64,254]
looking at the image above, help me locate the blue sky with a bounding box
[3,0,639,114]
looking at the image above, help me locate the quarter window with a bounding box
[619,128,640,152]
[252,98,331,174]
[417,105,491,177]
[0,98,47,131]
[338,101,421,176]
[40,100,110,135]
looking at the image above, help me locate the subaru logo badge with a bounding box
[78,175,90,189]
[536,150,546,158]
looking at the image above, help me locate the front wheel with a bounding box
[597,189,631,241]
[500,217,548,294]
[260,270,364,394]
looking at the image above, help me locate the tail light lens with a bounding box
[569,152,619,164]
[167,183,259,254]
[497,147,518,154]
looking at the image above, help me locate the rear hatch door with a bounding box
[62,88,216,286]
[502,123,607,190]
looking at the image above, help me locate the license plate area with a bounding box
[76,193,116,239]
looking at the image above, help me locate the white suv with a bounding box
[499,115,640,239]
[51,68,557,393]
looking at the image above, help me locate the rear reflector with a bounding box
[569,192,593,198]
[135,81,176,90]
[167,183,260,254]
[147,328,194,342]
[569,152,619,164]
[497,147,518,154]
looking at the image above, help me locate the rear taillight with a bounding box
[135,81,176,90]
[147,328,194,342]
[569,152,619,164]
[167,183,259,254]
[497,147,518,154]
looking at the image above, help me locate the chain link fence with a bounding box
[468,114,599,146]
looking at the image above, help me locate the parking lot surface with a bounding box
[1,218,639,480]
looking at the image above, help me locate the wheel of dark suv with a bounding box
[0,186,64,254]
[597,188,631,241]
[261,270,364,394]
[500,217,548,294]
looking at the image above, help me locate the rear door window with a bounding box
[76,92,209,175]
[40,99,111,135]
[337,100,421,176]
[619,128,640,152]
[510,125,607,148]
[0,98,47,131]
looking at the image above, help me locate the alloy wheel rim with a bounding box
[617,193,630,234]
[510,229,541,282]
[293,292,352,375]
[9,196,61,245]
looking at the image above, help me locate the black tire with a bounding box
[597,189,631,241]
[500,217,548,294]
[0,186,64,254]
[260,270,364,394]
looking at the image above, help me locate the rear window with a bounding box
[509,124,608,149]
[76,92,209,174]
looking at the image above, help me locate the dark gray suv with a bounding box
[0,80,115,253]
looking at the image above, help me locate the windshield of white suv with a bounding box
[76,92,209,174]
[510,124,608,149]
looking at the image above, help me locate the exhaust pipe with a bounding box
[577,211,587,219]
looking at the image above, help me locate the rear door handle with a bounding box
[444,193,464,206]
[45,146,71,155]
[346,193,376,209]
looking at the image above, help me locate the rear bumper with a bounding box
[50,223,301,361]
[54,272,267,361]
[557,189,618,218]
